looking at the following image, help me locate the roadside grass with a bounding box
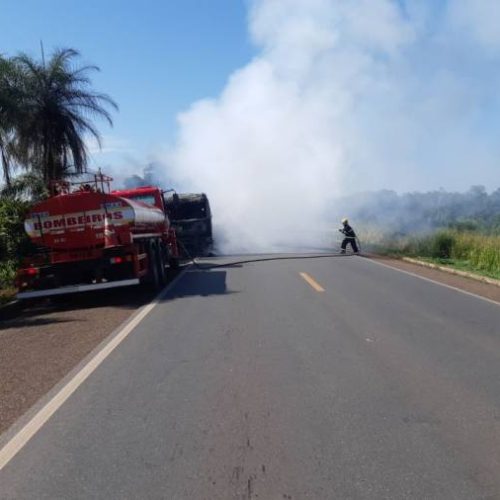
[366,229,500,281]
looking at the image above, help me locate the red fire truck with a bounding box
[16,173,180,299]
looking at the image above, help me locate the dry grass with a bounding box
[366,229,500,280]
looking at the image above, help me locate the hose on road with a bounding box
[177,241,360,270]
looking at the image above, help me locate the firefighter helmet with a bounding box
[341,217,348,224]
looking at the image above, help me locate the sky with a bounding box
[1,0,254,169]
[2,0,500,251]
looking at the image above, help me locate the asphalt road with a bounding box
[0,279,162,435]
[1,254,500,499]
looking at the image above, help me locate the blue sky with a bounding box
[1,0,254,165]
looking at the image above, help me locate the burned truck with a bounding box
[164,192,213,257]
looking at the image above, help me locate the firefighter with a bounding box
[339,218,358,253]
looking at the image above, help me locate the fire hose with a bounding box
[176,239,361,270]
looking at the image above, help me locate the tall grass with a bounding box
[373,229,500,278]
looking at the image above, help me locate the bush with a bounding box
[431,231,455,259]
[0,260,17,288]
[448,220,480,232]
[0,198,32,289]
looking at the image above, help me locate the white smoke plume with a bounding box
[166,0,500,254]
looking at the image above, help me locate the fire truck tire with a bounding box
[169,257,179,270]
[145,241,161,290]
[156,243,167,285]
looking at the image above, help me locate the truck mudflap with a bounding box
[16,278,140,299]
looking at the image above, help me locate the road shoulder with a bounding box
[367,255,500,304]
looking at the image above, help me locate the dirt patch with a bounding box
[369,255,500,304]
[0,272,180,436]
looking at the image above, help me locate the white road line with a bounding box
[0,268,189,471]
[364,257,500,307]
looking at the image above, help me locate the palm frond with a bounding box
[0,171,48,201]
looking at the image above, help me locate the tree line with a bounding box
[335,186,500,235]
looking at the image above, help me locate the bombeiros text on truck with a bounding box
[16,172,181,299]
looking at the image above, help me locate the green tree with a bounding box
[1,48,117,186]
[0,55,24,187]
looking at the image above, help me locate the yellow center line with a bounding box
[299,272,325,292]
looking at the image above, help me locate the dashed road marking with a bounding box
[300,272,325,292]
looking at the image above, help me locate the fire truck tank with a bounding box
[25,191,168,250]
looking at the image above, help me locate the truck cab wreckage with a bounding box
[164,192,213,257]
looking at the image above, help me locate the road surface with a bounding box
[1,255,500,499]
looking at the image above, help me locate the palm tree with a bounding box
[0,55,23,187]
[8,48,118,185]
[0,171,48,201]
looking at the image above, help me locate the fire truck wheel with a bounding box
[156,243,167,285]
[169,257,180,269]
[147,242,161,290]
